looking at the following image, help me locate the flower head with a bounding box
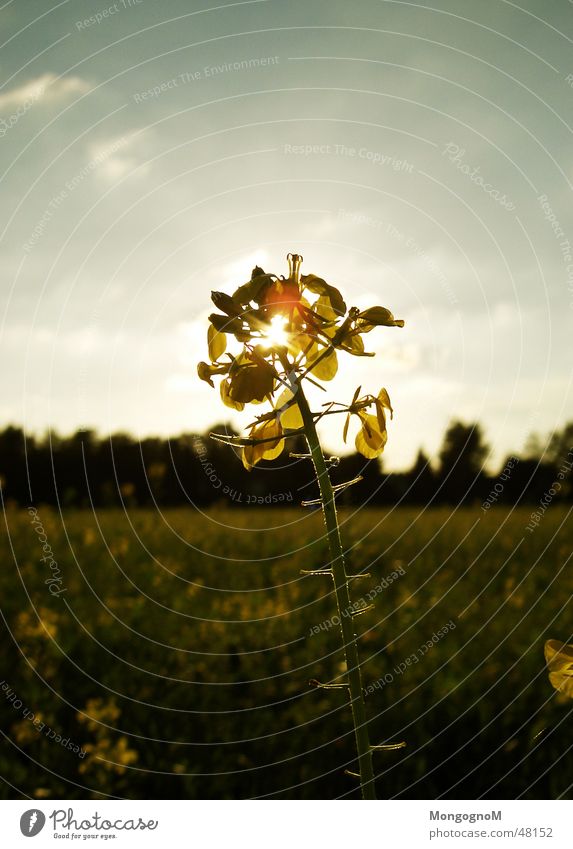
[544,640,573,699]
[198,253,404,469]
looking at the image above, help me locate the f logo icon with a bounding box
[19,810,45,837]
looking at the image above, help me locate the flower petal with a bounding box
[355,414,387,459]
[207,324,226,361]
[220,379,245,410]
[308,347,338,381]
[242,419,285,470]
[275,389,304,429]
[359,306,404,328]
[301,274,346,316]
[228,361,275,403]
[378,387,393,418]
[197,361,228,387]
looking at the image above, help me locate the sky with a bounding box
[1,0,572,470]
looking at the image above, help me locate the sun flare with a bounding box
[262,314,289,347]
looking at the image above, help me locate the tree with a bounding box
[547,422,573,466]
[407,449,435,505]
[437,421,489,504]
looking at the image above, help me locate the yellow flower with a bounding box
[228,352,276,404]
[220,378,244,411]
[207,323,226,361]
[544,640,573,698]
[275,388,304,429]
[306,344,338,381]
[198,254,404,470]
[242,417,285,471]
[342,387,393,459]
[355,413,388,459]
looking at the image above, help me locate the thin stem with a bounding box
[294,378,377,800]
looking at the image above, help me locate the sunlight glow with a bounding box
[262,314,289,347]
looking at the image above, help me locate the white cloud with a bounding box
[0,73,89,111]
[86,131,151,182]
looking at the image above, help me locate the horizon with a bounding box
[0,413,556,477]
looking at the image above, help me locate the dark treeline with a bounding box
[1,420,572,509]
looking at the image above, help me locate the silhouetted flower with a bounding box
[198,254,404,468]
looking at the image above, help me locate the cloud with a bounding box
[0,73,89,111]
[86,134,140,181]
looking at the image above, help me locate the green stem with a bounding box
[295,381,376,800]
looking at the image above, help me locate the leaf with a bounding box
[359,306,405,328]
[275,389,304,429]
[308,347,338,381]
[207,324,226,361]
[355,414,387,459]
[220,379,244,410]
[301,274,346,316]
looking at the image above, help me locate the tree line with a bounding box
[0,420,571,509]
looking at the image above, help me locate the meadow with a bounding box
[1,505,572,800]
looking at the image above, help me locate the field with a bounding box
[1,505,572,800]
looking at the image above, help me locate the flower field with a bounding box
[1,505,571,799]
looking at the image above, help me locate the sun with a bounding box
[261,314,289,347]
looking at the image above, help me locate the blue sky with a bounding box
[1,0,572,469]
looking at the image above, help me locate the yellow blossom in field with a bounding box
[15,607,59,641]
[77,698,138,776]
[544,640,573,698]
[79,736,139,776]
